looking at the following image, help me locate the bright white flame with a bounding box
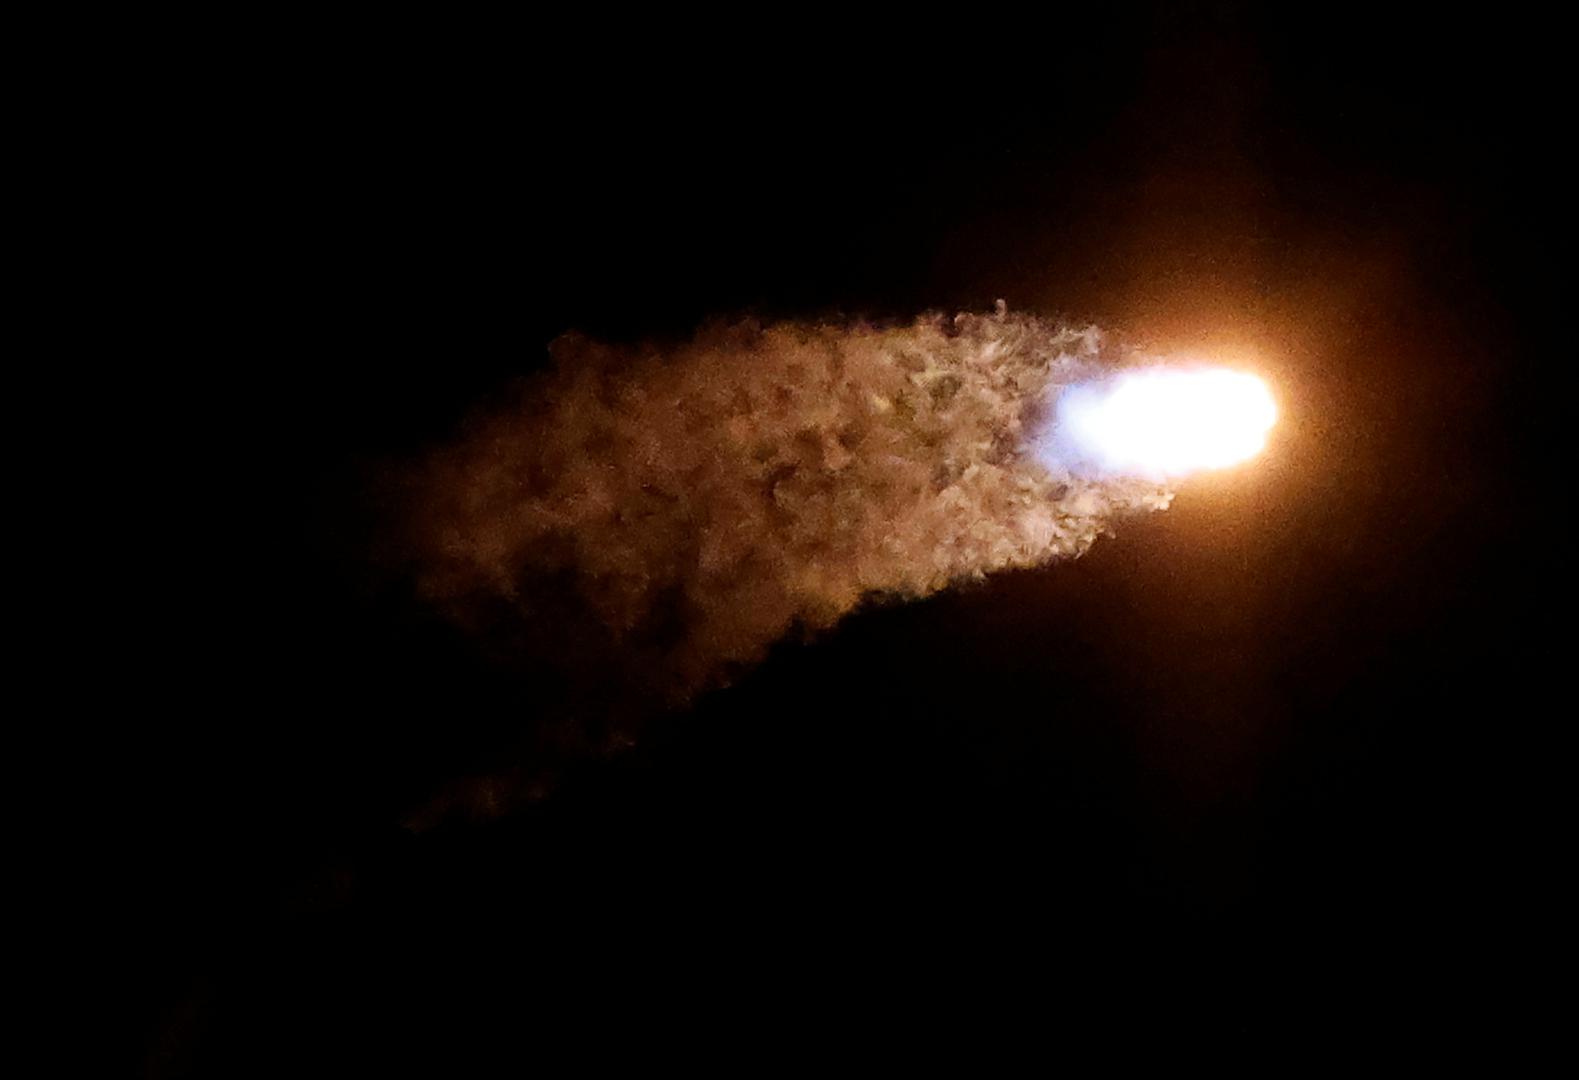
[1054,367,1278,477]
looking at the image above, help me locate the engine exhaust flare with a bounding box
[1046,368,1277,478]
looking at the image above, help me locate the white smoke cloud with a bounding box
[407,307,1177,724]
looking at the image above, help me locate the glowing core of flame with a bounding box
[1055,368,1278,477]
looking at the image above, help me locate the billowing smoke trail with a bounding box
[403,308,1271,786]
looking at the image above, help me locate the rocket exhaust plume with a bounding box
[1042,367,1277,479]
[401,307,1275,801]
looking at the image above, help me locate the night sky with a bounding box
[127,6,1560,1072]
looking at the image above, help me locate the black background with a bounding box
[125,4,1561,1072]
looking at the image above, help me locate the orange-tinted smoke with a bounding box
[409,309,1175,713]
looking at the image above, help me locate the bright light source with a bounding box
[1054,368,1278,477]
